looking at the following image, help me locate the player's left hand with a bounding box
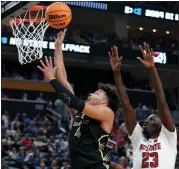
[137,42,155,69]
[55,28,67,49]
[109,46,123,72]
[37,56,57,82]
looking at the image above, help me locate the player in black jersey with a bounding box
[37,30,122,169]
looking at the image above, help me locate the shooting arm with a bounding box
[148,67,175,131]
[54,49,73,93]
[54,47,76,119]
[114,71,136,135]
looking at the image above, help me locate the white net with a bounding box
[9,6,49,64]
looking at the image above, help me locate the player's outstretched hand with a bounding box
[55,28,67,49]
[109,46,122,72]
[37,56,57,82]
[137,42,155,69]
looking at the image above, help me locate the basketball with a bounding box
[45,2,72,29]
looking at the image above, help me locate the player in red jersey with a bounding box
[109,44,177,169]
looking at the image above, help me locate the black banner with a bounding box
[117,108,152,121]
[127,89,157,108]
[1,37,178,65]
[2,99,47,118]
[117,108,179,123]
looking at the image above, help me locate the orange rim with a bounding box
[9,6,47,24]
[27,5,47,11]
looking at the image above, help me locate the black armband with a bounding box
[50,79,85,112]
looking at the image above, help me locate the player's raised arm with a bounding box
[54,29,76,119]
[37,58,114,124]
[137,42,175,132]
[54,29,74,94]
[109,46,136,135]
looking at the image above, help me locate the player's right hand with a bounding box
[109,46,122,72]
[37,56,57,82]
[55,28,67,49]
[137,42,155,69]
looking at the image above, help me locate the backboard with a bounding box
[1,1,39,25]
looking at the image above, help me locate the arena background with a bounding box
[1,1,179,169]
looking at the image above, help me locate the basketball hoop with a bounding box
[9,6,49,64]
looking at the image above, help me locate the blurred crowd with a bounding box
[1,110,70,169]
[2,106,179,169]
[1,73,179,169]
[1,89,179,169]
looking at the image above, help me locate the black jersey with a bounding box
[69,111,112,169]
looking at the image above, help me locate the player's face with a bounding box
[142,114,162,137]
[86,89,108,106]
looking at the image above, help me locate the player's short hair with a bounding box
[98,83,120,113]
